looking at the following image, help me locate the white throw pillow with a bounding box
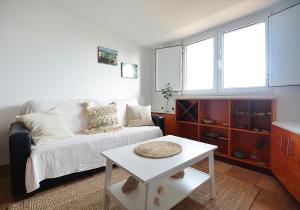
[16,108,74,145]
[127,105,154,127]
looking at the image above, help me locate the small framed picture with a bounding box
[98,46,118,65]
[121,63,138,79]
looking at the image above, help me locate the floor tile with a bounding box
[0,165,10,180]
[250,189,284,210]
[214,160,233,174]
[0,165,12,204]
[275,187,300,210]
[256,175,283,194]
[0,179,12,204]
[194,159,233,174]
[193,159,208,173]
[226,166,262,185]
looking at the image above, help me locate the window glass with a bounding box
[223,22,266,88]
[186,38,214,90]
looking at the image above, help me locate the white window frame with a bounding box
[182,32,218,95]
[218,20,270,94]
[182,16,272,95]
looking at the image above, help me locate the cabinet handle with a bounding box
[280,135,284,152]
[286,138,291,156]
[289,140,294,156]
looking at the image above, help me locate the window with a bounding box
[223,22,266,89]
[185,38,214,90]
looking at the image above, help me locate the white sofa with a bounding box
[9,99,164,198]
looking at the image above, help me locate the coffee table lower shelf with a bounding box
[107,167,210,210]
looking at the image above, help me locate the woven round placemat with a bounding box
[134,141,182,158]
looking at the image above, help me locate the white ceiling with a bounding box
[51,0,283,47]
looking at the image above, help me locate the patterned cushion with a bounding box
[82,102,122,134]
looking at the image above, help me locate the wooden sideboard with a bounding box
[152,112,177,136]
[153,102,300,202]
[175,98,276,169]
[271,124,300,202]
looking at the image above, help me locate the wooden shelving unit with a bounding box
[177,121,198,125]
[230,128,271,136]
[200,124,228,130]
[176,100,198,123]
[176,100,199,140]
[176,98,276,169]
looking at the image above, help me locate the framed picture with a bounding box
[98,46,118,65]
[121,63,138,79]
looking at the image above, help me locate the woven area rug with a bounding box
[4,168,258,210]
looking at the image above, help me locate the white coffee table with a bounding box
[101,135,218,210]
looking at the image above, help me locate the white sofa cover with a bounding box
[21,99,163,193]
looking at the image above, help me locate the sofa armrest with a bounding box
[151,115,165,134]
[9,122,32,199]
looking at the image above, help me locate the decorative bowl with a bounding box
[233,150,247,159]
[202,118,215,124]
[204,132,219,138]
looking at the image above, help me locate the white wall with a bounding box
[139,50,153,105]
[151,0,300,123]
[0,0,151,165]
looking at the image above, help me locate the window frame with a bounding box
[182,18,271,95]
[182,32,218,95]
[219,20,269,93]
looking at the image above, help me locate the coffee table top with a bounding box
[101,135,217,184]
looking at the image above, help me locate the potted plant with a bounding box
[161,83,173,112]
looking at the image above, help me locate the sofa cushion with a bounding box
[16,108,74,145]
[25,126,163,193]
[82,102,122,134]
[127,105,154,127]
[21,99,139,133]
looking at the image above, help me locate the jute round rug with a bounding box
[4,168,258,210]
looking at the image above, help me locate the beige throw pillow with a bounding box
[127,105,154,127]
[82,102,122,134]
[16,108,74,145]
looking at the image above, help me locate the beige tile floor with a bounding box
[194,159,300,210]
[0,160,299,209]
